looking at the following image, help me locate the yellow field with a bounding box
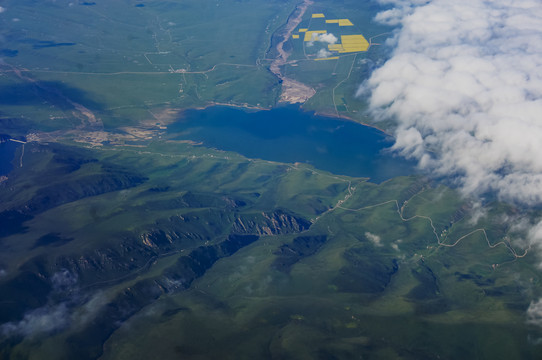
[328,44,343,51]
[294,16,368,53]
[325,19,354,26]
[341,34,368,44]
[338,19,353,26]
[338,48,366,52]
[327,35,369,53]
[304,30,327,42]
[315,56,339,61]
[340,34,369,51]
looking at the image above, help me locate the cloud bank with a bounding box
[362,0,542,329]
[361,0,542,206]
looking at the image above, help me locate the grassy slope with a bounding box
[2,141,541,358]
[97,175,542,360]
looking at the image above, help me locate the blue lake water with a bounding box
[0,140,19,176]
[168,106,416,182]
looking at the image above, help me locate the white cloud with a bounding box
[51,268,78,291]
[72,291,109,326]
[527,298,542,327]
[319,33,338,44]
[374,0,431,26]
[0,270,77,338]
[365,232,383,247]
[528,220,542,257]
[467,201,487,225]
[1,304,69,338]
[308,33,337,49]
[0,6,6,14]
[317,49,332,59]
[0,270,109,339]
[361,0,542,210]
[374,8,404,26]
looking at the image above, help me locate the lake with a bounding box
[0,140,19,176]
[168,106,416,182]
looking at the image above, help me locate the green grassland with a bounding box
[1,140,542,359]
[0,0,295,132]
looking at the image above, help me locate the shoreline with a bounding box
[309,108,394,137]
[175,100,394,138]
